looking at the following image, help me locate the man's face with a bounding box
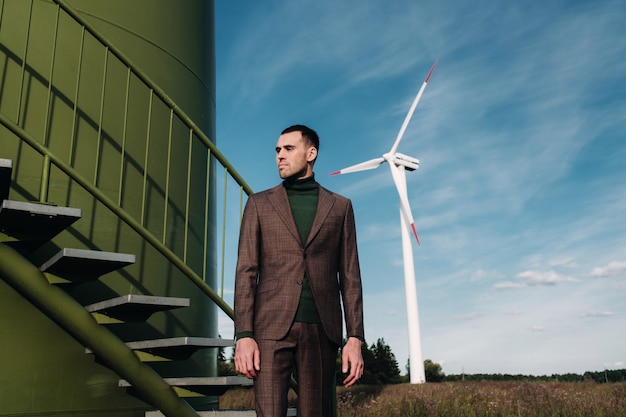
[275,131,317,180]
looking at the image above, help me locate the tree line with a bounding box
[446,369,626,383]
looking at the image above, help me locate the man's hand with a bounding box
[341,337,364,387]
[234,337,260,379]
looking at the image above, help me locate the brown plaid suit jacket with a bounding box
[234,183,364,346]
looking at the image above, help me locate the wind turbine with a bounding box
[331,60,438,384]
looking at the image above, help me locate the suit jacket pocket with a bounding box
[256,276,279,295]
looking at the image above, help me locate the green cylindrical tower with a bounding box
[0,0,219,415]
[69,0,216,135]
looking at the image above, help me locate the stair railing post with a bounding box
[39,155,51,203]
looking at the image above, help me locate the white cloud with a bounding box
[218,311,234,339]
[590,261,626,278]
[471,269,503,282]
[580,311,615,318]
[517,270,577,286]
[494,281,526,290]
[550,257,578,268]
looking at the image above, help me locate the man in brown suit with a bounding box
[234,125,365,417]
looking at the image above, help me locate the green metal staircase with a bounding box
[0,158,259,416]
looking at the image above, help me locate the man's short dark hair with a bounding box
[281,124,319,151]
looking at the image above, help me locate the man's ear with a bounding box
[307,147,317,163]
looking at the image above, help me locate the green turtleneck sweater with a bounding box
[285,175,322,324]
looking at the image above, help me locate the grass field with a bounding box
[221,381,626,416]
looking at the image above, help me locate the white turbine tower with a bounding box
[331,61,438,384]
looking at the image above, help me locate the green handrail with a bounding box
[0,111,235,319]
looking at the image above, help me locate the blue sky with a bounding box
[213,0,626,376]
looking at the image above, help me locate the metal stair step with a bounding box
[84,294,190,322]
[120,376,252,397]
[0,200,81,253]
[146,409,297,417]
[39,248,135,283]
[87,337,235,361]
[0,158,11,202]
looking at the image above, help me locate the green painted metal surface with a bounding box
[0,0,220,415]
[0,244,199,417]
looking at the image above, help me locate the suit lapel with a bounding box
[267,184,301,244]
[306,186,335,247]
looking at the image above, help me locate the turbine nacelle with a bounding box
[384,152,420,171]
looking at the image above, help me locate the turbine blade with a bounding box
[389,60,438,155]
[330,157,385,176]
[388,163,421,245]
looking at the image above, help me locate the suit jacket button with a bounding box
[297,279,303,285]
